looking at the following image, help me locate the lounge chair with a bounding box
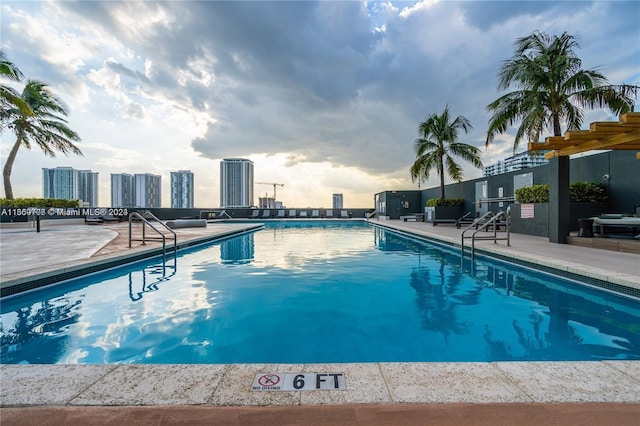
[261,210,271,218]
[326,210,333,218]
[84,214,104,224]
[340,210,349,218]
[288,209,297,218]
[103,214,122,223]
[591,214,640,237]
[299,210,308,218]
[277,210,286,218]
[311,210,320,218]
[249,210,260,219]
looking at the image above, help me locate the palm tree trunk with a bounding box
[438,160,445,200]
[3,135,23,200]
[553,113,562,136]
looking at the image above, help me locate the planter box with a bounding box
[425,206,465,225]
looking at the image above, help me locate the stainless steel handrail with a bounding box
[461,210,510,259]
[129,211,177,263]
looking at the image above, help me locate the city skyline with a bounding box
[1,1,638,208]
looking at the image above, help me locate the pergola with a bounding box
[526,112,640,243]
[528,112,640,159]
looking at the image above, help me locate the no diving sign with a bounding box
[252,373,346,391]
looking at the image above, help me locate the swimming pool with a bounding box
[1,221,638,364]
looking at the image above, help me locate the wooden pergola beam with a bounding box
[544,128,640,158]
[528,113,640,157]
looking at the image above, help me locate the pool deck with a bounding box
[1,218,639,425]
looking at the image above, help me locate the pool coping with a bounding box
[1,220,639,407]
[2,361,639,406]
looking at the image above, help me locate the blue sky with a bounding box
[1,1,638,207]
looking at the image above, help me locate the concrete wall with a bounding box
[406,151,638,217]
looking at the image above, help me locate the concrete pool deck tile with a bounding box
[299,363,392,405]
[69,364,226,406]
[0,227,118,275]
[0,365,117,406]
[378,362,531,403]
[495,361,640,403]
[209,364,303,406]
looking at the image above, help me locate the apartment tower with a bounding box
[42,167,98,206]
[170,170,194,208]
[220,159,254,208]
[134,173,162,208]
[111,173,135,207]
[332,193,344,209]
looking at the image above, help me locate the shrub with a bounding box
[515,182,608,203]
[0,198,80,209]
[426,198,464,207]
[515,184,549,203]
[569,181,608,203]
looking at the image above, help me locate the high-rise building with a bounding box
[77,170,99,206]
[483,151,549,177]
[170,170,194,208]
[134,173,161,208]
[111,174,134,207]
[220,159,254,208]
[332,193,343,209]
[42,167,98,206]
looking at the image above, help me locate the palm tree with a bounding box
[2,80,82,199]
[410,105,483,201]
[0,51,32,124]
[486,31,637,151]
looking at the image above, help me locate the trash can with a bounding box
[577,218,594,237]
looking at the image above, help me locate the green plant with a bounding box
[515,182,608,203]
[569,181,608,202]
[0,198,80,208]
[515,184,549,203]
[426,198,464,207]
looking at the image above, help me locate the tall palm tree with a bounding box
[486,31,637,151]
[410,105,483,201]
[2,80,82,199]
[0,51,32,124]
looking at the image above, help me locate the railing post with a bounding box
[128,214,133,247]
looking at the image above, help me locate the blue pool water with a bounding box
[1,221,638,364]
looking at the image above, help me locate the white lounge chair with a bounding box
[249,210,260,219]
[288,209,297,218]
[325,210,333,218]
[311,210,320,218]
[261,210,271,218]
[277,210,286,218]
[340,210,349,218]
[299,210,308,218]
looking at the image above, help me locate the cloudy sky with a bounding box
[1,1,638,208]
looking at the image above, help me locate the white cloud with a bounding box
[1,0,638,207]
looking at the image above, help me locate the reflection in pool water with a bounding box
[1,221,638,364]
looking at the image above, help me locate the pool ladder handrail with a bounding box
[460,209,510,259]
[128,211,177,263]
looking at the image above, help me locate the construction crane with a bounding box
[256,182,284,205]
